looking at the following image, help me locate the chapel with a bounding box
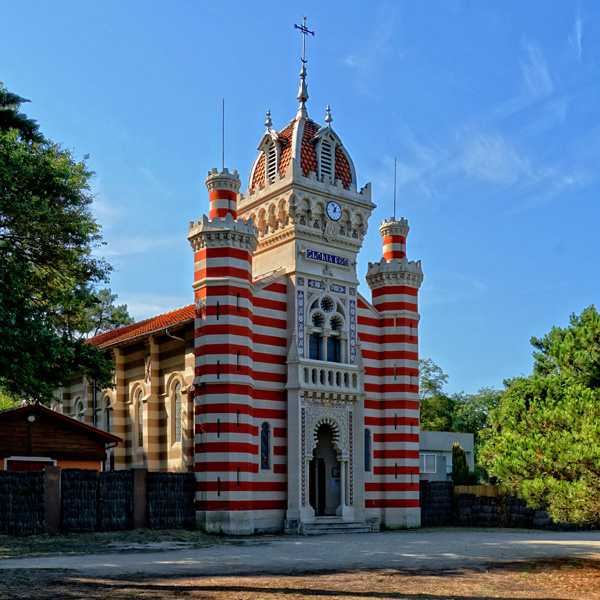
[55,34,424,534]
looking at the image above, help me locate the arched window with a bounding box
[173,382,182,443]
[137,390,144,448]
[261,422,271,470]
[364,429,372,472]
[105,399,113,433]
[74,398,84,422]
[307,295,345,364]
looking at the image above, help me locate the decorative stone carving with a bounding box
[303,404,351,458]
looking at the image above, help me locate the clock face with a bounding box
[326,201,342,221]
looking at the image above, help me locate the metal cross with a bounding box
[294,16,315,64]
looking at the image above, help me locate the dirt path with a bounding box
[2,528,600,576]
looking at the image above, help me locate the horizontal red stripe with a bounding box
[253,316,287,330]
[197,500,287,511]
[203,481,287,492]
[365,499,420,508]
[197,422,256,436]
[260,282,287,294]
[364,383,419,395]
[365,482,418,492]
[195,266,252,282]
[196,248,251,263]
[364,400,420,411]
[196,285,252,298]
[374,449,420,459]
[194,461,258,473]
[196,384,254,398]
[209,190,236,200]
[198,442,258,455]
[371,301,418,313]
[196,324,252,339]
[371,285,417,298]
[253,408,287,420]
[374,463,419,475]
[253,296,286,312]
[374,433,419,443]
[253,333,287,347]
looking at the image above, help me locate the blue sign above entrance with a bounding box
[306,249,349,267]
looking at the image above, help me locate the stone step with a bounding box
[301,521,374,535]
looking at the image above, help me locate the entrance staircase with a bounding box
[300,518,375,535]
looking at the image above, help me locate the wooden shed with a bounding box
[0,404,122,471]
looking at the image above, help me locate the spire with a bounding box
[294,16,314,119]
[265,109,272,130]
[325,104,333,125]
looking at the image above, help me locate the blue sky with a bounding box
[2,1,599,395]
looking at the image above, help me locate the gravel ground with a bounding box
[2,528,600,576]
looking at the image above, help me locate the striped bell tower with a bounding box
[365,217,423,527]
[188,168,259,534]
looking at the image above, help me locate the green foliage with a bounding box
[419,359,501,445]
[419,358,455,431]
[481,305,600,526]
[451,443,469,485]
[0,390,20,411]
[0,83,117,403]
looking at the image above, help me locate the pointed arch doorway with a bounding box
[309,423,341,516]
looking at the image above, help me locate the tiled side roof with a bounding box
[89,304,195,349]
[335,147,353,189]
[251,153,265,189]
[277,123,295,177]
[300,120,319,177]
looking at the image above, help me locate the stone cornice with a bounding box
[366,257,424,289]
[188,213,258,252]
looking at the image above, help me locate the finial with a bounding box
[265,109,272,130]
[294,16,315,119]
[325,104,333,125]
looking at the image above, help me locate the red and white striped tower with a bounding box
[381,217,409,260]
[188,168,259,534]
[365,217,423,527]
[207,167,240,220]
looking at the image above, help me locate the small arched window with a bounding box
[364,429,372,472]
[137,390,144,448]
[261,422,271,470]
[174,382,182,443]
[74,398,84,422]
[104,398,113,433]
